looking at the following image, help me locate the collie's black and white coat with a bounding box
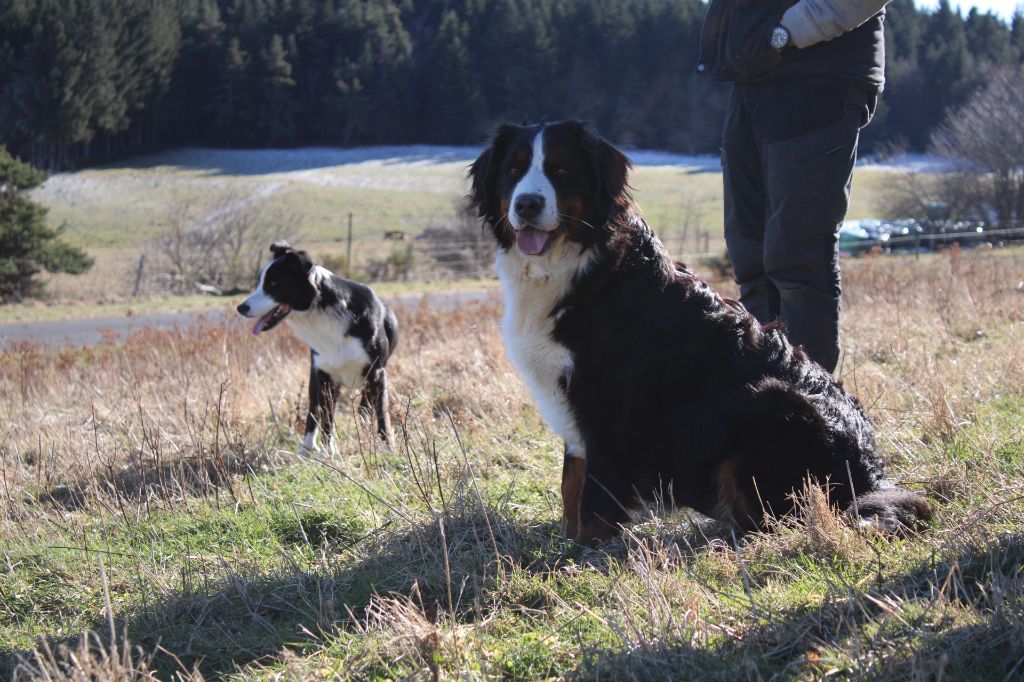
[238,242,397,451]
[469,121,931,543]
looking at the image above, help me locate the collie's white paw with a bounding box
[298,434,339,459]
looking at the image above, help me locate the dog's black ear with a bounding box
[270,240,292,258]
[594,137,632,215]
[571,122,632,215]
[285,249,314,274]
[597,139,631,201]
[467,124,518,223]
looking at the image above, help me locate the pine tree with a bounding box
[965,8,1011,65]
[418,10,484,143]
[0,146,93,302]
[172,0,226,144]
[210,37,252,145]
[918,0,972,138]
[2,0,1020,160]
[886,0,925,62]
[254,34,297,145]
[1011,12,1024,62]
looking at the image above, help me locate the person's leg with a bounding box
[750,76,875,372]
[722,84,775,325]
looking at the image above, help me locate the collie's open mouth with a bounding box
[516,225,564,256]
[251,304,291,336]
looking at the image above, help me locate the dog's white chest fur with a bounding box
[496,246,590,458]
[287,309,370,388]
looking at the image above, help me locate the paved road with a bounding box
[0,289,497,350]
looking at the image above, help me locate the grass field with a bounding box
[32,146,898,249]
[15,145,902,314]
[2,245,1023,680]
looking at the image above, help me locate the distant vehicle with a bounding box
[859,219,884,241]
[839,221,874,256]
[933,220,986,248]
[882,219,926,252]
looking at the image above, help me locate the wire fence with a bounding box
[266,220,1024,280]
[40,217,1024,302]
[312,210,727,275]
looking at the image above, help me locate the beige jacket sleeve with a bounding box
[781,0,890,49]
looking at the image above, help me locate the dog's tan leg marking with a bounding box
[561,456,586,539]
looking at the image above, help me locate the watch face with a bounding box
[771,26,790,50]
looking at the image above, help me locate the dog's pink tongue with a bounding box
[251,306,287,336]
[516,227,550,256]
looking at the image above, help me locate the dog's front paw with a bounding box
[297,436,339,459]
[576,518,623,547]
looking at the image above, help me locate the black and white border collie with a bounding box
[468,121,931,544]
[237,241,398,452]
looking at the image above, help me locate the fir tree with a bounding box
[418,10,484,143]
[1,0,1021,162]
[0,146,92,302]
[1011,12,1024,61]
[965,8,1011,65]
[254,34,297,146]
[210,37,252,145]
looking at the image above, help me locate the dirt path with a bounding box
[0,290,496,350]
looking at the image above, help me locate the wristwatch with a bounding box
[770,25,791,51]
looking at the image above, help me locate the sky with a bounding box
[915,0,1021,20]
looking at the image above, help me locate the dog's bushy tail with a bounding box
[849,487,933,533]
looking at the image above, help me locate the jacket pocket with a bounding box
[720,1,789,80]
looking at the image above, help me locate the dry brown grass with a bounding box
[2,248,1023,680]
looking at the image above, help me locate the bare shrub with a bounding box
[931,66,1024,225]
[363,244,415,282]
[147,190,301,295]
[888,67,1024,227]
[882,168,986,231]
[417,205,493,279]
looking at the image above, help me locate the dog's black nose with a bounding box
[515,194,545,221]
[236,303,250,315]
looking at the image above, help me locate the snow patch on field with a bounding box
[857,153,955,173]
[147,146,479,175]
[35,146,953,205]
[139,145,726,173]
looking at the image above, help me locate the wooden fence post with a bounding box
[132,254,146,297]
[346,212,354,270]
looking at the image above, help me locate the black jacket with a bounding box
[698,0,885,89]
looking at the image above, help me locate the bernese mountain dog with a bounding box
[468,120,931,544]
[237,241,398,451]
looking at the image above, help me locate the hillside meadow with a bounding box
[20,146,901,310]
[1,245,1023,680]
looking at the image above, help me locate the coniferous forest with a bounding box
[1,0,1021,169]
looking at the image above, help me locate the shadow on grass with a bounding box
[3,509,1021,680]
[582,531,1024,681]
[1,496,566,679]
[34,452,273,513]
